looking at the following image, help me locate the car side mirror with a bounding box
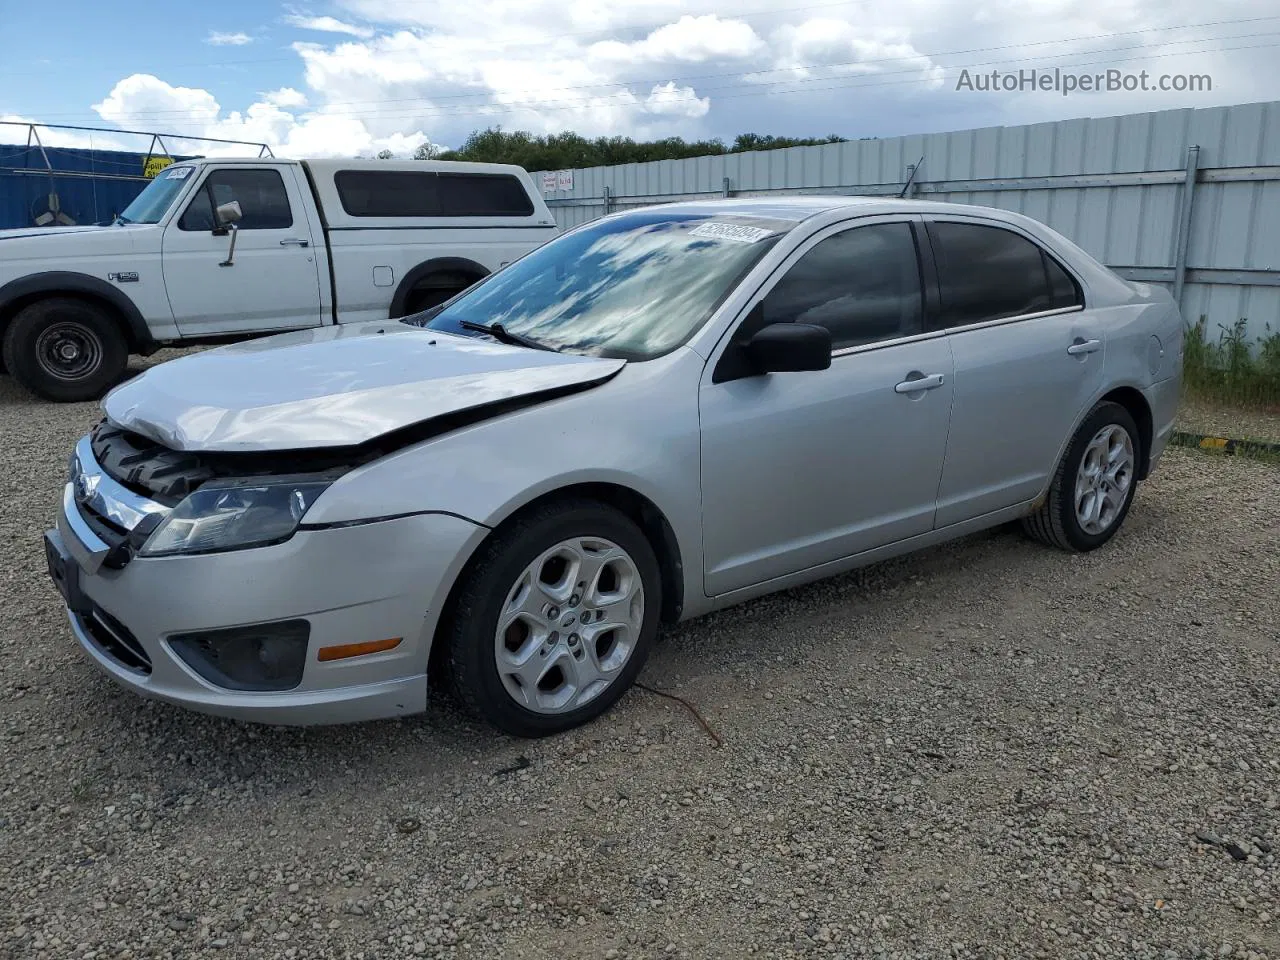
[215,201,242,267]
[747,322,832,373]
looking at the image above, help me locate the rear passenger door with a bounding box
[162,166,323,336]
[926,218,1102,527]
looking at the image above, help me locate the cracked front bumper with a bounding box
[46,494,486,725]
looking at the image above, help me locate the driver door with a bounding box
[698,216,955,596]
[161,166,323,336]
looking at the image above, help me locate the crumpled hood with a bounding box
[102,321,626,452]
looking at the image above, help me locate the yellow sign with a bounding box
[143,156,175,179]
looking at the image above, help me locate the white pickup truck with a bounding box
[0,157,559,401]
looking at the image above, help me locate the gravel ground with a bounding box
[1,371,1278,960]
[1177,397,1280,444]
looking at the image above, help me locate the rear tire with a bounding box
[1023,401,1141,552]
[2,298,128,402]
[443,499,661,737]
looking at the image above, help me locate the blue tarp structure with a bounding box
[0,143,194,230]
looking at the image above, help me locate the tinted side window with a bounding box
[334,171,535,217]
[1044,251,1083,308]
[335,171,439,217]
[761,222,922,350]
[929,222,1080,326]
[179,170,293,231]
[438,174,534,216]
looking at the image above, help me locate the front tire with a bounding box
[444,499,661,737]
[1023,401,1141,552]
[2,298,128,402]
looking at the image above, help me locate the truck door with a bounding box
[161,166,324,336]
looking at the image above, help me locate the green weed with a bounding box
[1182,316,1280,408]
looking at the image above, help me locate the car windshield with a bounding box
[424,211,790,360]
[117,166,196,223]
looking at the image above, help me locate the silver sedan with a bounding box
[45,197,1183,736]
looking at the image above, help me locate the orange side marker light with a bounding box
[317,638,403,662]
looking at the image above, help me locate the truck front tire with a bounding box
[2,298,129,403]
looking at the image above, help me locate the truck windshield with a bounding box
[118,166,196,224]
[424,211,789,360]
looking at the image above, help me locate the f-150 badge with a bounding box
[108,272,139,283]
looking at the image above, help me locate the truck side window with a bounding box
[179,170,294,231]
[334,170,535,217]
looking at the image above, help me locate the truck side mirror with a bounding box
[216,201,242,267]
[215,200,243,227]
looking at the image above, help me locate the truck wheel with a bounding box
[2,298,129,402]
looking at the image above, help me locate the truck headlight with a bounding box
[139,478,330,558]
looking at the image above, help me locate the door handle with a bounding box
[894,372,946,394]
[1067,338,1101,356]
[279,238,310,247]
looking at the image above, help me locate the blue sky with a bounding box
[3,0,1279,158]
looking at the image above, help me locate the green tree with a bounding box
[437,128,849,171]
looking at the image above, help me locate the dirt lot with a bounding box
[1,366,1277,960]
[1176,397,1280,446]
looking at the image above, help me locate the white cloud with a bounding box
[644,82,710,118]
[206,31,254,46]
[36,0,1280,165]
[87,74,444,159]
[262,87,309,108]
[764,19,942,84]
[589,16,764,66]
[93,75,222,128]
[284,14,374,38]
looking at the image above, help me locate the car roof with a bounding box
[617,195,1017,223]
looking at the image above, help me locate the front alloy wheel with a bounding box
[444,500,661,736]
[495,536,645,714]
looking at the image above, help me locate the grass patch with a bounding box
[1182,316,1280,408]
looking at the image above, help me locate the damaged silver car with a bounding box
[45,197,1183,735]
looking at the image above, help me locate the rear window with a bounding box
[334,170,534,218]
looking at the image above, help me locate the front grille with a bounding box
[89,420,361,506]
[74,497,128,550]
[91,421,217,505]
[78,603,152,675]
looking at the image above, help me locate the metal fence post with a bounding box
[602,185,612,216]
[1172,145,1201,308]
[722,177,732,198]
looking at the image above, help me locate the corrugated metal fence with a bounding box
[543,100,1280,341]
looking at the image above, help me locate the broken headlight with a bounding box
[139,478,330,558]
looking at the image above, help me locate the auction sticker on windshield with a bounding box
[164,166,193,180]
[688,222,775,243]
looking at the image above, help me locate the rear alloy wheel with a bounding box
[444,500,661,736]
[1023,401,1141,552]
[2,298,128,402]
